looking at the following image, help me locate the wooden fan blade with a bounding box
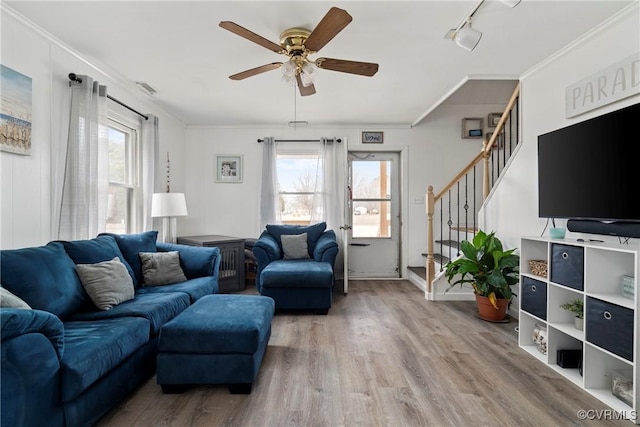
[296,74,316,96]
[219,21,284,53]
[316,58,379,77]
[304,7,352,53]
[229,63,282,80]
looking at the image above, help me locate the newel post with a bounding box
[426,186,435,293]
[482,141,491,199]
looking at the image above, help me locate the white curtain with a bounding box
[259,137,279,230]
[57,75,109,240]
[310,137,342,232]
[141,114,159,231]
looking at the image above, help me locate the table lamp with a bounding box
[151,153,188,243]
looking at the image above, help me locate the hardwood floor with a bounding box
[96,281,628,426]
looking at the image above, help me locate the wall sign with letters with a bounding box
[566,53,640,118]
[362,131,383,144]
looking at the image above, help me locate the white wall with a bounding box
[481,7,640,312]
[183,100,507,275]
[0,8,186,249]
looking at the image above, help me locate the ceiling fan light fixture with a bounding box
[281,73,296,86]
[281,59,297,77]
[220,7,378,96]
[300,72,314,87]
[302,61,318,77]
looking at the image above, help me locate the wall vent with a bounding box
[135,81,157,95]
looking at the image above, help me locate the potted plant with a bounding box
[444,230,520,321]
[560,299,584,331]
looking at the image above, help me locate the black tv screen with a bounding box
[537,103,640,223]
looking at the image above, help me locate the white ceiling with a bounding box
[5,0,634,127]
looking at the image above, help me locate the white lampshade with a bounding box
[151,193,188,217]
[455,24,483,51]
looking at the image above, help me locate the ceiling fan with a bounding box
[219,7,379,96]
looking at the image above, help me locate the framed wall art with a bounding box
[215,155,243,183]
[1,65,32,155]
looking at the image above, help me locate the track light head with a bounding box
[454,20,482,51]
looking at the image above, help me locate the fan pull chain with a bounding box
[293,83,297,129]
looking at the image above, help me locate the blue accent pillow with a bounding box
[60,235,137,286]
[99,231,158,286]
[0,242,87,319]
[266,222,327,255]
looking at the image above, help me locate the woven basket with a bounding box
[529,260,548,278]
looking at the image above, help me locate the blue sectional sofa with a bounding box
[0,231,220,427]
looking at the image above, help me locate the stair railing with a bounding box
[425,83,520,292]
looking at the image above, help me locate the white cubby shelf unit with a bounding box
[519,236,640,421]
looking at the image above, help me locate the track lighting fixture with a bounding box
[446,0,521,51]
[454,18,482,51]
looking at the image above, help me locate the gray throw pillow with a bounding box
[75,257,135,310]
[0,286,31,309]
[139,251,187,286]
[281,233,310,260]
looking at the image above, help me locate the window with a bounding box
[106,120,138,233]
[276,149,323,225]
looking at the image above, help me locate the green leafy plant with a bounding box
[443,230,520,309]
[560,299,584,319]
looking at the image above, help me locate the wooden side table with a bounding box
[177,235,245,293]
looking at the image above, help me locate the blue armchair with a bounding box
[253,222,339,314]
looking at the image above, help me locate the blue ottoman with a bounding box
[260,260,333,314]
[157,294,274,394]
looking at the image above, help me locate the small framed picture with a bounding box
[362,131,383,144]
[488,113,501,128]
[215,155,243,183]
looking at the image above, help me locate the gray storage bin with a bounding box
[586,297,633,361]
[521,277,547,320]
[550,244,584,290]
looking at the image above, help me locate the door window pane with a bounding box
[352,201,391,238]
[351,160,392,238]
[352,160,391,199]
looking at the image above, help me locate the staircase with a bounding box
[408,83,521,300]
[408,227,476,295]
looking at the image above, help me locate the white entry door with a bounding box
[347,152,400,278]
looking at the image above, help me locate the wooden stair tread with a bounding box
[407,266,426,280]
[434,254,450,264]
[450,226,477,233]
[435,239,460,249]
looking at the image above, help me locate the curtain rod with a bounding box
[257,138,341,143]
[68,73,149,121]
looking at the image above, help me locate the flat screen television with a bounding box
[537,102,640,230]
